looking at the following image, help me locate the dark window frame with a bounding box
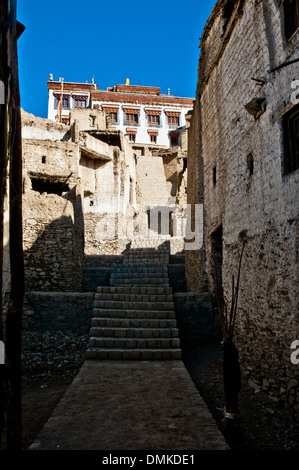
[73,99,87,109]
[170,134,179,146]
[54,95,70,110]
[283,104,299,174]
[283,0,299,39]
[213,165,217,186]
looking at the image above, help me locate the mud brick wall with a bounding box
[187,0,299,410]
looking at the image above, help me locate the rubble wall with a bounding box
[23,192,83,292]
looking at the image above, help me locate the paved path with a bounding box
[30,360,229,451]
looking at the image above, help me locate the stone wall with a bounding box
[187,0,299,409]
[23,191,84,292]
[136,155,169,206]
[24,292,94,335]
[174,292,221,341]
[185,98,208,292]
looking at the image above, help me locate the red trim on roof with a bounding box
[91,91,194,107]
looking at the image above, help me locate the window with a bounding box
[125,113,138,125]
[123,107,140,126]
[61,116,69,125]
[147,114,160,126]
[148,130,158,144]
[167,115,180,126]
[74,99,87,108]
[31,177,70,196]
[247,153,254,176]
[90,115,96,127]
[170,133,179,146]
[283,105,299,174]
[211,226,223,290]
[103,106,119,125]
[108,112,118,123]
[213,165,217,186]
[283,0,299,39]
[62,98,69,109]
[54,94,70,109]
[126,128,137,142]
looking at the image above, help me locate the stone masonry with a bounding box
[187,0,299,410]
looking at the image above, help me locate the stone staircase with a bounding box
[86,239,182,360]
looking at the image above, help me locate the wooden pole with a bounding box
[0,0,9,450]
[0,0,8,343]
[5,0,25,450]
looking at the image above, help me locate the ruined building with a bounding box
[187,0,298,410]
[15,80,199,359]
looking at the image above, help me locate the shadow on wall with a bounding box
[24,192,84,293]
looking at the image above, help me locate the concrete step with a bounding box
[111,271,168,278]
[88,336,181,349]
[94,293,174,302]
[124,253,169,258]
[122,262,169,268]
[113,266,168,273]
[89,326,180,339]
[124,254,169,258]
[110,279,169,287]
[124,250,169,259]
[96,286,172,295]
[123,260,169,266]
[91,317,178,328]
[85,348,182,360]
[110,273,168,283]
[92,308,177,319]
[93,300,174,310]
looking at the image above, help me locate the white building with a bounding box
[47,78,194,148]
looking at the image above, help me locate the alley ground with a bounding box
[18,330,299,451]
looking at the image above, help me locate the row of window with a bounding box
[53,96,182,128]
[108,112,180,127]
[127,132,179,146]
[54,95,87,110]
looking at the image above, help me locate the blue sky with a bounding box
[17,0,217,119]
